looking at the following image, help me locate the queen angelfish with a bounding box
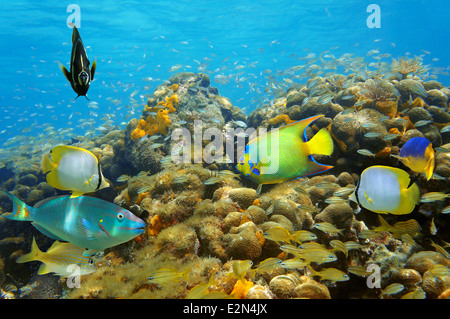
[2,193,145,255]
[236,114,334,185]
[59,23,96,100]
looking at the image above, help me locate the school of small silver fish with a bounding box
[0,28,449,301]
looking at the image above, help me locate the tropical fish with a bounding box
[59,24,96,99]
[236,115,334,185]
[42,145,109,198]
[148,267,190,286]
[298,248,337,265]
[2,193,145,256]
[307,266,349,283]
[312,222,344,235]
[420,192,449,203]
[16,237,97,277]
[374,215,421,238]
[393,137,435,180]
[329,239,348,257]
[280,258,308,269]
[255,258,282,273]
[263,226,293,244]
[291,230,317,243]
[380,283,404,297]
[349,166,420,215]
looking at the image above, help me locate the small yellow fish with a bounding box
[430,217,437,235]
[148,267,190,286]
[308,266,349,283]
[358,229,379,239]
[330,239,348,257]
[291,230,317,243]
[401,287,426,299]
[426,264,450,277]
[299,248,337,265]
[375,215,421,238]
[313,222,344,235]
[348,265,372,277]
[280,258,308,269]
[420,192,450,203]
[185,271,218,299]
[16,237,96,277]
[255,257,282,273]
[344,241,368,251]
[430,240,450,259]
[231,260,253,282]
[380,283,404,297]
[263,226,293,243]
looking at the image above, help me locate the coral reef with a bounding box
[0,66,449,300]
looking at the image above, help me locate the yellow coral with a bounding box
[131,94,178,140]
[269,114,295,126]
[230,278,254,299]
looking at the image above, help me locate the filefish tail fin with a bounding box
[304,128,334,156]
[2,192,35,221]
[16,237,42,264]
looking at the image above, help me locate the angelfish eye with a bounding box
[88,259,94,265]
[117,213,124,220]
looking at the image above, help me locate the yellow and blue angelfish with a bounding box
[16,237,97,277]
[236,115,334,185]
[42,145,109,198]
[349,165,421,215]
[393,136,435,180]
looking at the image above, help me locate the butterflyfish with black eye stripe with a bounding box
[350,165,420,215]
[236,115,334,185]
[42,145,109,198]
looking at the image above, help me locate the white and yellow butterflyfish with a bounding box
[350,165,420,215]
[42,145,109,198]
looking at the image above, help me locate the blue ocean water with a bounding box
[0,0,449,146]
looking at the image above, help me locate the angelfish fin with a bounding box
[304,127,334,156]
